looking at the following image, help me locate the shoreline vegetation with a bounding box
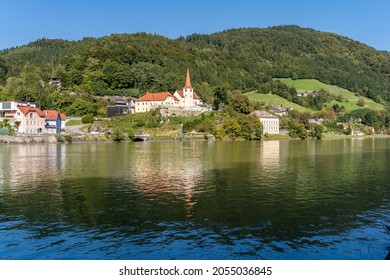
[1,133,390,144]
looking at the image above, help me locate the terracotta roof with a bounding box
[42,110,58,120]
[184,68,192,89]
[136,92,179,102]
[17,106,44,117]
[176,90,201,100]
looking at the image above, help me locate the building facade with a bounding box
[0,101,66,134]
[134,69,203,113]
[252,110,280,134]
[14,106,45,134]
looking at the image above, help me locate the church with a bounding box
[134,69,203,113]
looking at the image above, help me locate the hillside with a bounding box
[245,91,316,113]
[1,25,390,109]
[278,78,385,111]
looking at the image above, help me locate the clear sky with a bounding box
[1,0,389,51]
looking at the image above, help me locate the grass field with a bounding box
[246,91,316,113]
[65,119,82,126]
[278,78,385,111]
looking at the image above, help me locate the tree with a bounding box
[223,116,241,140]
[212,86,228,110]
[228,92,253,114]
[288,119,307,139]
[238,114,263,139]
[0,57,8,85]
[81,114,94,124]
[111,129,126,142]
[357,97,365,107]
[314,125,323,139]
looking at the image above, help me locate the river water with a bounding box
[0,138,389,259]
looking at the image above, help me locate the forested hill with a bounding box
[1,25,390,106]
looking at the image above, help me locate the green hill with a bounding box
[278,78,385,111]
[1,25,390,110]
[246,91,316,113]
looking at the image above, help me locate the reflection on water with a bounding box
[0,138,390,259]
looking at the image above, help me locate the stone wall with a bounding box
[0,135,57,144]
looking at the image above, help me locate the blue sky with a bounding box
[1,0,389,51]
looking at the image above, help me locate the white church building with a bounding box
[134,69,203,113]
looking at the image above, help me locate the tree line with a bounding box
[1,25,390,111]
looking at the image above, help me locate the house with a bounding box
[0,101,37,119]
[41,110,66,134]
[251,110,280,134]
[134,69,204,113]
[14,106,45,134]
[308,117,323,125]
[270,106,288,117]
[135,92,180,113]
[0,101,66,134]
[48,78,61,90]
[297,91,318,97]
[106,96,135,117]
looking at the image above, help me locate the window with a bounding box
[29,112,34,118]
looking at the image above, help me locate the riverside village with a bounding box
[0,67,386,143]
[1,69,284,143]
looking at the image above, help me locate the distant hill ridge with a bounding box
[0,25,389,106]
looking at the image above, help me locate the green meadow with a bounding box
[245,91,315,113]
[278,78,385,111]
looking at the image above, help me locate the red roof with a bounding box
[42,110,58,120]
[41,110,67,120]
[176,90,201,100]
[184,68,192,89]
[42,110,66,121]
[17,106,44,117]
[136,92,179,102]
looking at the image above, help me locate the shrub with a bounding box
[81,114,94,124]
[111,129,126,142]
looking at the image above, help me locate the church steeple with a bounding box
[184,68,192,89]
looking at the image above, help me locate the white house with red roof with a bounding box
[42,110,67,134]
[134,69,203,113]
[135,92,180,113]
[0,101,66,134]
[14,106,46,134]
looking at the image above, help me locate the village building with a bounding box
[106,96,135,117]
[48,78,62,90]
[0,101,66,134]
[270,106,288,117]
[135,92,180,113]
[251,110,280,134]
[42,110,67,134]
[134,69,203,113]
[14,106,45,134]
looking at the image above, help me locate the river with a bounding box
[0,138,389,259]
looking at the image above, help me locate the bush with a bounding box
[81,114,94,124]
[64,135,73,143]
[111,129,126,142]
[357,97,365,107]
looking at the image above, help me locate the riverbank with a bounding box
[0,135,58,144]
[1,133,390,144]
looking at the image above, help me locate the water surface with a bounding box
[0,138,389,259]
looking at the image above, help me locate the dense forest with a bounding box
[1,25,390,114]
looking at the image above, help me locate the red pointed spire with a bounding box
[184,68,192,89]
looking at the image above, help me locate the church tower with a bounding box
[183,68,193,108]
